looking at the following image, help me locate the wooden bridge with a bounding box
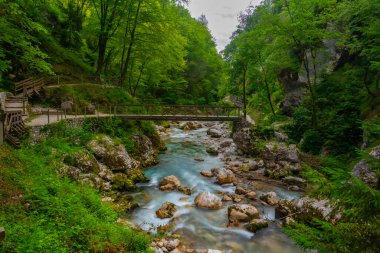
[26,104,242,127]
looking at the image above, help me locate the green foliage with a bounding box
[0,144,151,252]
[300,130,324,155]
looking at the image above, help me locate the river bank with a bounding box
[129,121,304,253]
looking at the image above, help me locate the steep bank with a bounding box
[0,118,163,252]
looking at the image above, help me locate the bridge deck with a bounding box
[117,114,241,121]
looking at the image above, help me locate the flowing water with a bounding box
[130,126,303,253]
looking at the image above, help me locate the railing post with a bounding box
[56,109,59,121]
[47,109,50,124]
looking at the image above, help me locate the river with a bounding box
[130,125,302,253]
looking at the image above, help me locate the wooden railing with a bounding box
[3,111,25,148]
[15,78,45,97]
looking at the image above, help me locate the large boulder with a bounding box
[247,219,269,232]
[194,192,223,209]
[211,168,237,185]
[232,120,257,155]
[159,175,181,192]
[87,135,140,172]
[200,170,213,177]
[352,145,379,188]
[276,197,341,224]
[132,134,158,167]
[207,128,223,138]
[228,204,260,224]
[260,192,279,206]
[156,202,178,219]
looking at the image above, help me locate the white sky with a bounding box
[187,0,261,52]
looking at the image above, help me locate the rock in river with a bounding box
[247,219,269,232]
[159,175,181,191]
[228,204,260,224]
[156,202,178,219]
[194,192,223,209]
[260,192,279,206]
[211,168,237,185]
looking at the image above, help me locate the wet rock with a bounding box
[200,170,213,177]
[207,128,222,138]
[283,176,306,186]
[87,135,140,172]
[235,186,249,195]
[247,219,269,232]
[260,192,279,206]
[194,157,205,162]
[194,192,223,209]
[288,185,300,191]
[206,147,219,156]
[228,204,260,224]
[156,202,178,219]
[231,194,243,203]
[178,186,192,195]
[245,191,257,199]
[222,194,233,201]
[159,175,181,191]
[211,168,237,185]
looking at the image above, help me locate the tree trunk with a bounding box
[120,0,143,87]
[132,62,146,96]
[303,50,318,129]
[95,36,107,81]
[363,66,374,97]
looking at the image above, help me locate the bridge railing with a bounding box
[94,104,241,117]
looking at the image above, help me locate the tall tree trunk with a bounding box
[363,66,374,97]
[132,61,146,96]
[120,0,143,87]
[303,50,318,129]
[242,66,247,120]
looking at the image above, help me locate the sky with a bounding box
[187,0,261,52]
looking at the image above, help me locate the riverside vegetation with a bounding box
[0,0,379,252]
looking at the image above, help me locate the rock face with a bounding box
[211,168,237,184]
[261,143,301,179]
[278,68,306,116]
[159,175,181,191]
[232,120,256,155]
[260,192,279,206]
[276,197,341,224]
[194,192,223,209]
[228,204,260,224]
[352,145,379,188]
[132,134,158,167]
[156,202,178,219]
[247,219,269,232]
[87,135,140,172]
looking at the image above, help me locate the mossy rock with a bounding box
[111,173,137,191]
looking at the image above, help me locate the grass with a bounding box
[0,118,159,252]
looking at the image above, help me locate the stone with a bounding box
[163,239,181,251]
[133,134,158,167]
[194,192,223,209]
[87,135,140,172]
[288,185,300,191]
[178,186,192,195]
[275,132,288,142]
[222,194,233,201]
[228,204,260,224]
[247,219,269,232]
[194,157,205,162]
[283,176,306,186]
[245,191,257,199]
[200,170,213,177]
[179,121,202,130]
[207,128,222,138]
[206,147,219,156]
[156,202,178,219]
[232,121,256,155]
[159,175,181,191]
[260,192,279,206]
[352,160,377,188]
[61,100,74,113]
[235,186,249,195]
[211,168,237,185]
